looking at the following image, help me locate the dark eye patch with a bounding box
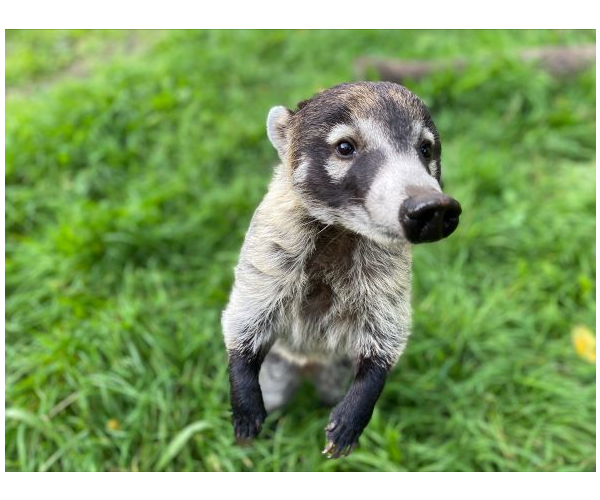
[417,136,441,180]
[300,147,385,208]
[336,149,386,205]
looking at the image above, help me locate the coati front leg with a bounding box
[228,345,271,442]
[323,356,390,458]
[225,309,276,442]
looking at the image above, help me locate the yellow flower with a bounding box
[106,418,121,431]
[572,325,596,363]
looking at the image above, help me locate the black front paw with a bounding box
[322,407,366,458]
[232,404,266,443]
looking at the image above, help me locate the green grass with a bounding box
[5,29,596,471]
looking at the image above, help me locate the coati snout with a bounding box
[400,192,462,244]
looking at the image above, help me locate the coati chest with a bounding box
[301,225,358,321]
[279,223,411,356]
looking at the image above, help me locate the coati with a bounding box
[222,81,461,458]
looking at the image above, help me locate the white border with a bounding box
[1,471,599,498]
[2,0,599,28]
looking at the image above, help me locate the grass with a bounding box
[4,29,596,472]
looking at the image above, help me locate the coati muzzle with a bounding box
[399,193,462,244]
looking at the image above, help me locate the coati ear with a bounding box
[266,106,293,160]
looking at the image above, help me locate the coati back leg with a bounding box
[305,358,354,407]
[259,350,302,412]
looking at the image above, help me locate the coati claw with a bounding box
[233,411,265,443]
[343,443,357,457]
[322,441,335,456]
[325,421,337,432]
[324,411,362,458]
[324,441,355,459]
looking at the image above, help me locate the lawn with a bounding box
[4,29,596,472]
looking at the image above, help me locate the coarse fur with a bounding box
[222,81,460,458]
[222,168,412,366]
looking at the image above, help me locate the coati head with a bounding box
[267,81,461,245]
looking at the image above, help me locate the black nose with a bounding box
[399,193,462,244]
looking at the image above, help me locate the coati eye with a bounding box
[336,141,355,157]
[420,142,432,159]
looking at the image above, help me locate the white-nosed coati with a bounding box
[222,82,461,458]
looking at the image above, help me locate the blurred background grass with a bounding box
[4,29,596,471]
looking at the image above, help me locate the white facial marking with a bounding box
[365,150,441,241]
[325,120,391,182]
[325,124,360,181]
[421,128,435,145]
[324,158,349,181]
[326,124,356,146]
[421,128,439,177]
[293,155,310,184]
[355,118,390,151]
[429,159,439,177]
